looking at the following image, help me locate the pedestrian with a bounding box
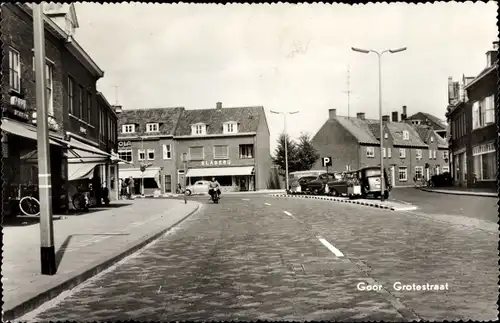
[127,176,134,199]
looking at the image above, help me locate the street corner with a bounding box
[268,193,417,212]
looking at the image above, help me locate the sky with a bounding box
[72,2,498,153]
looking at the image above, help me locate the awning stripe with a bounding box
[186,166,254,177]
[1,118,61,146]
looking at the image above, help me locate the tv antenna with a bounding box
[342,66,352,119]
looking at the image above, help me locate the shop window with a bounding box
[147,149,155,160]
[366,147,374,158]
[118,149,132,163]
[9,48,21,92]
[398,167,408,181]
[138,149,146,161]
[239,144,254,159]
[189,146,204,160]
[473,143,496,180]
[214,145,229,159]
[217,176,233,186]
[143,178,159,189]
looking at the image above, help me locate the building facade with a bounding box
[446,41,498,189]
[311,107,448,187]
[116,102,272,194]
[1,3,119,215]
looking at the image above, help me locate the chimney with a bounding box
[113,105,123,114]
[401,106,407,121]
[391,111,398,122]
[356,112,365,120]
[486,41,499,67]
[328,109,337,119]
[382,115,390,122]
[216,102,222,110]
[447,77,454,103]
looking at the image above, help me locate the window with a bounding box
[78,86,84,118]
[387,148,392,158]
[366,147,375,158]
[239,144,254,159]
[428,149,432,159]
[430,136,434,143]
[473,96,496,129]
[472,142,496,180]
[224,122,238,134]
[382,147,386,158]
[384,133,388,139]
[416,149,422,159]
[433,149,437,160]
[443,151,449,160]
[398,167,408,181]
[147,123,159,133]
[9,48,21,92]
[163,144,172,159]
[213,145,229,159]
[138,149,146,161]
[402,130,409,140]
[118,149,132,163]
[484,95,495,125]
[45,63,54,116]
[68,77,75,115]
[189,146,204,160]
[164,175,172,193]
[122,124,135,133]
[147,149,155,160]
[415,166,424,180]
[191,124,206,135]
[399,148,406,158]
[87,92,92,123]
[442,165,450,173]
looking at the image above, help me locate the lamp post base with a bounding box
[40,246,56,275]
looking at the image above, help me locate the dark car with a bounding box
[328,167,391,199]
[303,173,342,194]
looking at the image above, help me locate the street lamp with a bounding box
[270,110,299,192]
[351,46,407,201]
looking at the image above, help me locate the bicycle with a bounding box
[19,185,41,216]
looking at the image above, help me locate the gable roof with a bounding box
[464,63,498,90]
[43,3,79,28]
[118,107,184,137]
[385,122,428,148]
[411,124,448,149]
[174,106,264,136]
[408,112,446,130]
[334,117,379,145]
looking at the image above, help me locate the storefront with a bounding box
[185,165,255,192]
[118,167,162,196]
[472,141,496,188]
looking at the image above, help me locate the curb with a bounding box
[268,194,417,211]
[3,203,202,321]
[417,187,497,198]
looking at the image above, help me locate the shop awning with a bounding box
[1,118,62,146]
[186,166,254,177]
[65,137,111,164]
[119,168,160,179]
[67,162,100,181]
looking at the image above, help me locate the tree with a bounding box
[272,133,299,173]
[295,132,320,171]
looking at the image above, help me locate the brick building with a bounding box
[1,3,119,215]
[116,102,272,194]
[406,111,447,139]
[446,41,498,189]
[311,107,448,187]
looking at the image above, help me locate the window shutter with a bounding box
[472,101,479,128]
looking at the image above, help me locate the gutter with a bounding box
[174,132,257,139]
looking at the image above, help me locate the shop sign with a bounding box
[118,141,132,148]
[80,126,87,134]
[201,159,231,166]
[31,112,60,131]
[10,96,27,111]
[11,108,30,120]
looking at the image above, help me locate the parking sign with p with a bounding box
[322,156,332,167]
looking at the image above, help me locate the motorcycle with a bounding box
[210,189,220,204]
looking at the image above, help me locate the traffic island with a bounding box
[269,193,417,211]
[2,199,201,321]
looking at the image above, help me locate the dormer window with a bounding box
[146,123,159,133]
[402,130,409,140]
[224,121,238,134]
[122,124,135,133]
[191,123,207,135]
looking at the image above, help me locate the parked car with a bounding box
[185,180,211,195]
[303,172,342,194]
[288,170,326,193]
[329,167,391,199]
[430,172,452,187]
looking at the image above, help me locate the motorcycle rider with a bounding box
[208,177,221,200]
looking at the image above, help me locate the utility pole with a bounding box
[343,66,352,119]
[182,153,187,204]
[34,3,56,275]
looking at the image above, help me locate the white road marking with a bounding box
[242,198,250,201]
[283,211,292,216]
[264,203,271,206]
[157,285,162,294]
[318,237,344,257]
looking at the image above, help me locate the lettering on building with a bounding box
[10,96,27,111]
[118,141,132,148]
[31,112,60,131]
[201,160,231,166]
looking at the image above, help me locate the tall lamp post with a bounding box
[182,153,188,204]
[351,46,407,201]
[270,110,299,192]
[34,3,56,275]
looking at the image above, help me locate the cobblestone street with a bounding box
[19,194,498,322]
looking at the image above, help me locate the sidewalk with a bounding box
[137,189,287,198]
[418,186,497,197]
[268,193,417,211]
[2,199,201,321]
